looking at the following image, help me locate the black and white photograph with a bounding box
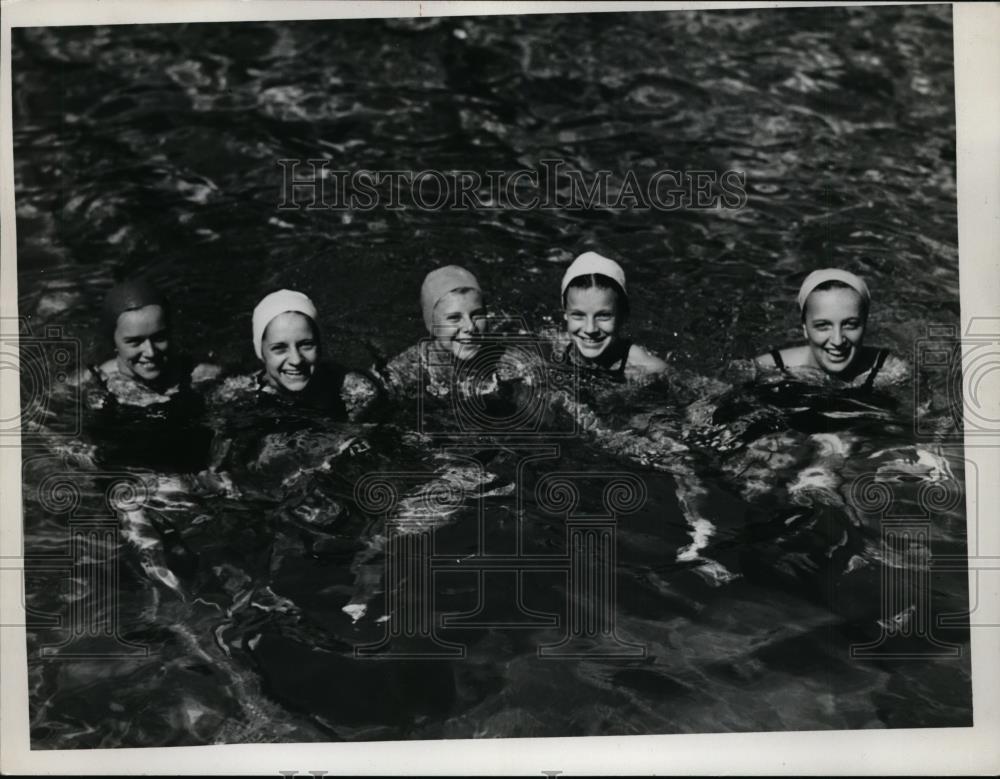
[1,0,998,773]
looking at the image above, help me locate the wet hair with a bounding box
[562,273,630,322]
[800,279,869,322]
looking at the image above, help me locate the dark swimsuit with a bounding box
[768,347,889,390]
[87,356,212,470]
[88,356,202,417]
[253,363,351,419]
[564,338,632,382]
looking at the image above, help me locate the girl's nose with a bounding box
[139,340,155,357]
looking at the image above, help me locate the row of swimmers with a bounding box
[76,253,906,430]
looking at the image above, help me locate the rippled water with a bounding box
[13,5,970,747]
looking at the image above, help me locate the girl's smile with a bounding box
[801,287,866,375]
[261,312,320,393]
[564,286,620,362]
[431,289,487,361]
[114,304,170,386]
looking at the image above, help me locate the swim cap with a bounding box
[796,269,871,312]
[102,278,169,341]
[252,289,318,359]
[420,266,481,333]
[560,252,627,297]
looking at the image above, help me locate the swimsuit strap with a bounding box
[769,349,786,371]
[611,338,632,377]
[862,348,889,391]
[564,338,631,378]
[178,355,195,392]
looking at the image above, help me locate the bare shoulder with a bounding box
[753,351,776,369]
[757,345,810,370]
[191,362,223,385]
[872,353,911,388]
[65,364,97,388]
[97,357,119,377]
[58,363,102,397]
[627,343,668,375]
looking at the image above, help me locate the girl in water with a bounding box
[203,289,382,485]
[76,277,221,409]
[344,266,522,620]
[378,265,496,399]
[211,288,380,420]
[753,268,907,389]
[558,252,667,382]
[64,278,222,471]
[538,253,735,583]
[678,270,914,594]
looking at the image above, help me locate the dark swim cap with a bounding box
[102,278,169,341]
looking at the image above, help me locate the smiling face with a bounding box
[801,286,867,375]
[114,304,171,386]
[260,312,320,393]
[430,289,487,361]
[564,285,623,362]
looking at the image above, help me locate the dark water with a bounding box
[13,5,970,747]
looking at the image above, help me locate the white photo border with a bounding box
[1,1,997,775]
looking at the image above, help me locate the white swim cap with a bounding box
[252,289,318,359]
[796,268,870,312]
[560,252,627,297]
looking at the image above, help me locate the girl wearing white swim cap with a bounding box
[252,289,321,395]
[754,269,904,387]
[560,252,666,381]
[214,288,380,418]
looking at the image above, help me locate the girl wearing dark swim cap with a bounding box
[77,278,221,408]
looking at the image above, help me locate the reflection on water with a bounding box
[14,4,969,747]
